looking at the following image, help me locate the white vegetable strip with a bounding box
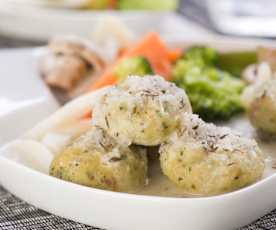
[25,88,108,141]
[41,133,71,154]
[2,140,53,173]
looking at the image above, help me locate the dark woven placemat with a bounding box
[0,185,274,230]
[0,186,99,230]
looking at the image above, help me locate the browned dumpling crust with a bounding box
[50,126,148,192]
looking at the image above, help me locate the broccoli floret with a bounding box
[114,56,153,81]
[184,47,256,77]
[183,46,218,66]
[173,50,245,121]
[117,0,178,11]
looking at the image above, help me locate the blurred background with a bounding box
[0,0,275,48]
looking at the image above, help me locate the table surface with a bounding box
[0,2,275,230]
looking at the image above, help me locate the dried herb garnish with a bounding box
[105,116,110,128]
[109,155,126,162]
[261,90,267,99]
[141,89,159,97]
[132,106,137,115]
[220,134,228,139]
[162,122,169,130]
[99,141,105,149]
[210,145,218,152]
[179,99,186,109]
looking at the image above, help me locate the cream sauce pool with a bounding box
[135,116,276,197]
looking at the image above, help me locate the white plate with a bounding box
[0,1,171,41]
[6,0,90,8]
[1,42,276,230]
[1,101,276,230]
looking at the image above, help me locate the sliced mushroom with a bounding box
[41,54,87,90]
[49,36,105,74]
[40,36,105,92]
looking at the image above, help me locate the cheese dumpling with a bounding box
[92,75,192,146]
[50,126,148,192]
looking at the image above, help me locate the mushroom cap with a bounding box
[49,36,105,73]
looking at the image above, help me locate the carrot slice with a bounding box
[109,0,117,8]
[167,48,182,63]
[116,47,128,59]
[89,70,117,91]
[88,32,173,91]
[80,110,92,120]
[121,32,172,79]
